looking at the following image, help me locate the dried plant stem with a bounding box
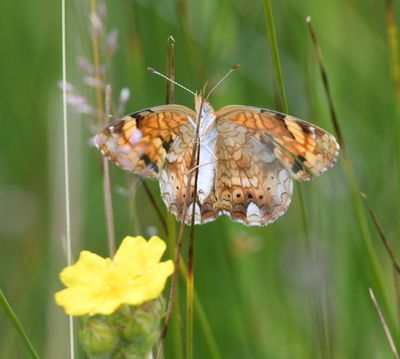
[306,17,345,151]
[307,16,396,334]
[90,0,104,118]
[61,0,75,356]
[361,193,400,274]
[89,0,116,255]
[187,145,200,359]
[369,288,399,359]
[166,35,175,104]
[157,99,203,359]
[103,85,116,255]
[159,35,183,359]
[142,181,169,236]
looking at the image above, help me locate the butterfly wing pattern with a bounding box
[95,105,196,178]
[95,99,339,226]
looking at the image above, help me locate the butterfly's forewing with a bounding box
[217,106,339,181]
[94,105,196,178]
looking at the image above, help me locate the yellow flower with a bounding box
[55,236,174,316]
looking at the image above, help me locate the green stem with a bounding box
[262,0,288,112]
[0,289,40,359]
[307,16,398,343]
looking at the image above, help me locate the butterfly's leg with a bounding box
[204,144,217,161]
[187,159,218,174]
[188,116,196,128]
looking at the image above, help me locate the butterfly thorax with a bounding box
[194,95,217,204]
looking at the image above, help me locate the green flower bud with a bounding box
[112,344,147,359]
[80,316,119,357]
[120,297,165,342]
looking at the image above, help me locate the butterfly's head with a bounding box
[194,93,216,137]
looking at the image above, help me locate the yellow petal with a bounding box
[114,236,167,275]
[60,251,109,287]
[123,260,174,305]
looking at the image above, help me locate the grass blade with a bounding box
[369,288,399,358]
[103,84,116,255]
[361,193,400,274]
[163,35,184,359]
[0,289,39,359]
[61,0,75,355]
[306,16,397,336]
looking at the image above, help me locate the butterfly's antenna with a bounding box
[206,64,240,100]
[147,67,196,96]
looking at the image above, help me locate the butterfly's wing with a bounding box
[210,118,293,225]
[217,106,339,181]
[159,123,204,223]
[160,117,293,226]
[94,105,196,178]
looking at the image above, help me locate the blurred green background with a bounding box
[1,0,399,357]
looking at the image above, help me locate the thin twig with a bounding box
[369,288,399,359]
[361,193,400,274]
[306,16,345,153]
[142,181,169,236]
[166,35,175,104]
[90,0,104,120]
[187,142,200,359]
[90,0,116,256]
[157,98,203,359]
[103,84,116,255]
[61,0,75,356]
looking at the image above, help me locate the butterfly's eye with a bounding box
[202,103,210,113]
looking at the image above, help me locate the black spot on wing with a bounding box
[110,119,125,134]
[292,155,306,174]
[273,112,286,121]
[128,108,154,127]
[160,136,174,152]
[140,154,159,173]
[297,121,313,134]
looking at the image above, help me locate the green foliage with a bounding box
[0,0,399,358]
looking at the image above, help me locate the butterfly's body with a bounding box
[95,94,339,226]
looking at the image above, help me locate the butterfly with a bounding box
[94,87,339,226]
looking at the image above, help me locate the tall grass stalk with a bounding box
[385,0,400,328]
[362,193,400,274]
[89,0,116,255]
[306,16,397,338]
[61,0,75,356]
[157,97,203,359]
[164,35,184,359]
[262,1,331,355]
[261,0,310,238]
[0,290,39,359]
[386,0,400,198]
[103,85,116,255]
[186,147,200,359]
[369,288,400,358]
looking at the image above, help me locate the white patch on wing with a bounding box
[278,169,288,182]
[246,202,261,218]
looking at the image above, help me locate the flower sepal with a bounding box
[79,316,119,358]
